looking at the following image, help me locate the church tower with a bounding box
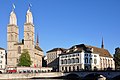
[24,6,34,49]
[24,6,35,66]
[7,5,19,66]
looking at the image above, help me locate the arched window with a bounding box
[27,33,30,39]
[106,59,107,67]
[75,58,79,63]
[18,46,21,54]
[69,66,71,72]
[62,67,64,70]
[64,59,67,64]
[111,60,113,67]
[67,59,71,64]
[73,66,75,71]
[61,60,63,64]
[65,67,67,72]
[11,34,13,41]
[108,59,110,67]
[89,58,92,63]
[103,59,104,67]
[77,66,79,71]
[85,58,88,63]
[17,59,19,63]
[71,58,75,63]
[15,35,17,41]
[94,59,97,64]
[100,58,102,68]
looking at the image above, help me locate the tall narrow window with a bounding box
[75,58,79,63]
[67,59,71,64]
[15,35,17,41]
[18,46,21,54]
[90,58,92,63]
[61,60,63,64]
[85,58,88,63]
[27,33,30,39]
[11,34,13,41]
[94,59,97,64]
[71,58,75,63]
[64,59,67,64]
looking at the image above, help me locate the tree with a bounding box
[18,49,32,67]
[114,47,120,69]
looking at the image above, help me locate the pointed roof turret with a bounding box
[9,4,17,25]
[26,4,33,24]
[36,33,39,46]
[35,33,43,51]
[101,37,104,49]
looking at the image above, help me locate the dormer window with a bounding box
[90,48,93,52]
[85,54,88,56]
[67,50,70,53]
[74,46,77,51]
[86,48,90,51]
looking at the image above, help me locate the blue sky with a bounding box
[0,0,120,55]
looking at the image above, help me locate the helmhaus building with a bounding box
[59,43,115,72]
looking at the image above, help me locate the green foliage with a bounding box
[18,49,32,67]
[114,47,120,69]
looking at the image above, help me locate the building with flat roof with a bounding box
[46,48,66,71]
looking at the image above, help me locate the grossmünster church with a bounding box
[7,6,44,67]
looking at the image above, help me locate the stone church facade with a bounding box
[7,7,44,67]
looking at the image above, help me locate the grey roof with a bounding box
[0,47,5,50]
[35,45,43,51]
[46,48,67,53]
[14,42,24,45]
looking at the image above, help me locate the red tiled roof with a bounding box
[86,45,113,58]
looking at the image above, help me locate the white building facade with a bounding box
[59,44,115,72]
[0,48,6,73]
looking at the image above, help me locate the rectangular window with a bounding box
[0,65,2,68]
[1,56,3,58]
[94,55,97,57]
[0,60,2,63]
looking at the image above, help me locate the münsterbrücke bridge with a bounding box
[0,70,120,80]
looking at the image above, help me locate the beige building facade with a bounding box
[7,7,43,67]
[46,48,66,71]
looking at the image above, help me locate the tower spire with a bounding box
[26,3,33,24]
[36,33,39,46]
[10,4,17,25]
[101,37,104,49]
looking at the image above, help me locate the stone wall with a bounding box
[0,72,63,79]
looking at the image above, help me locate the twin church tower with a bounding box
[7,5,44,67]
